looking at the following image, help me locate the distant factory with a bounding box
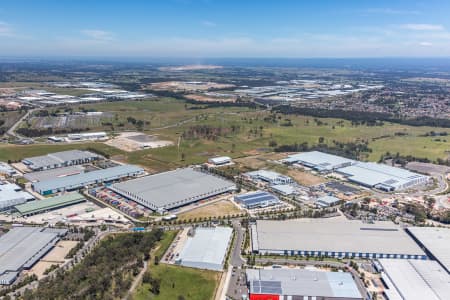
[22,150,102,171]
[283,151,429,191]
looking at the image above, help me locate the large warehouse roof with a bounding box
[24,166,84,182]
[110,168,236,211]
[32,165,144,194]
[0,182,34,210]
[14,192,85,216]
[0,227,67,285]
[178,227,233,271]
[283,151,355,171]
[337,162,429,191]
[407,227,450,273]
[246,268,362,299]
[23,150,100,170]
[235,191,279,208]
[253,219,426,257]
[379,259,450,300]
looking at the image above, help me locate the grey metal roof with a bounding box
[337,162,429,190]
[0,227,67,279]
[407,227,450,273]
[24,165,84,182]
[32,165,144,193]
[254,219,426,256]
[110,168,236,210]
[284,151,355,170]
[235,191,279,207]
[246,268,362,299]
[0,182,35,210]
[178,227,233,271]
[379,259,450,300]
[23,150,100,169]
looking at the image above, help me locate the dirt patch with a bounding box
[287,169,327,186]
[106,131,173,152]
[178,199,242,220]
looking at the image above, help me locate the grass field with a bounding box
[134,230,220,300]
[1,98,449,172]
[178,199,243,221]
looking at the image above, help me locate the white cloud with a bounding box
[419,42,433,47]
[201,20,216,27]
[401,24,444,31]
[80,29,114,41]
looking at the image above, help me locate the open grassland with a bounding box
[178,199,243,221]
[134,230,220,300]
[1,98,449,171]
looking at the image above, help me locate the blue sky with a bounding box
[1,0,450,57]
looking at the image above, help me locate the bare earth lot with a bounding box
[287,169,328,186]
[178,199,242,220]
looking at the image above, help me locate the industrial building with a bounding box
[235,191,280,209]
[251,219,426,259]
[14,192,86,216]
[0,182,34,211]
[282,151,429,191]
[67,131,107,141]
[270,184,297,196]
[22,150,102,171]
[110,168,236,212]
[32,164,144,195]
[337,162,429,191]
[315,195,341,207]
[378,259,450,300]
[208,156,232,166]
[176,227,233,271]
[0,227,67,285]
[0,162,17,176]
[24,165,84,182]
[244,170,293,185]
[246,268,363,300]
[283,151,355,172]
[407,227,450,273]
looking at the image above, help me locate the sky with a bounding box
[1,0,450,58]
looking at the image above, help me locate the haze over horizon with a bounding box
[1,0,450,58]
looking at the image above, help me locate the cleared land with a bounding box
[287,169,328,186]
[178,199,242,221]
[134,230,220,300]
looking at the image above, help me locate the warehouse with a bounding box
[176,227,233,271]
[0,227,67,285]
[24,165,84,182]
[0,182,34,211]
[67,131,107,141]
[283,151,355,172]
[378,259,450,300]
[244,170,293,185]
[337,162,429,191]
[22,150,102,171]
[407,227,450,273]
[246,268,363,300]
[0,162,17,176]
[110,168,236,212]
[14,192,86,216]
[270,184,297,196]
[208,156,232,166]
[235,191,280,209]
[251,219,426,259]
[315,195,341,207]
[32,165,144,195]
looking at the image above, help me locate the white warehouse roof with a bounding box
[407,227,450,273]
[178,227,233,271]
[283,151,355,171]
[379,259,450,300]
[252,219,426,258]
